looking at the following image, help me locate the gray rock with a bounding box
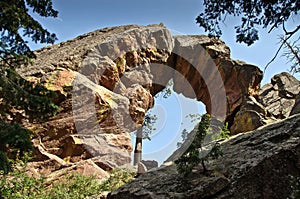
[16,24,264,182]
[141,160,158,170]
[259,72,300,119]
[137,162,147,176]
[108,114,300,199]
[291,93,300,116]
[171,35,262,121]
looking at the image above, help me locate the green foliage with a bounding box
[217,122,230,140]
[0,69,58,122]
[0,167,136,199]
[0,68,58,174]
[0,0,59,173]
[0,169,45,199]
[196,0,300,73]
[141,112,157,140]
[175,114,228,177]
[0,122,33,174]
[0,0,58,63]
[0,151,11,175]
[196,0,300,46]
[44,174,104,199]
[0,171,102,199]
[99,168,136,192]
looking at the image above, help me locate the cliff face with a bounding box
[17,24,263,179]
[108,114,300,199]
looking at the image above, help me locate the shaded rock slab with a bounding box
[108,114,300,199]
[291,93,300,116]
[230,96,269,134]
[141,160,158,170]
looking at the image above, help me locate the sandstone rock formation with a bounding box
[229,72,300,134]
[17,24,263,180]
[229,95,269,134]
[259,72,300,118]
[108,113,300,199]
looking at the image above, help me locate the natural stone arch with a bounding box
[18,24,263,171]
[73,25,262,135]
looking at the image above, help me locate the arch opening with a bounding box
[131,79,206,165]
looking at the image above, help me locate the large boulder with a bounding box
[259,72,300,119]
[108,114,300,199]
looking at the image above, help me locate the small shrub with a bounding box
[44,174,104,199]
[0,165,136,199]
[0,169,46,199]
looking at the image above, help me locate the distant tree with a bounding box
[177,113,201,148]
[0,0,58,173]
[177,129,189,148]
[196,0,300,72]
[155,79,173,99]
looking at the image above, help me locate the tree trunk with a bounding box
[133,127,143,166]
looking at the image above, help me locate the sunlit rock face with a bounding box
[259,72,300,118]
[17,24,262,179]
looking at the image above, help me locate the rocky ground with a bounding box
[108,113,300,198]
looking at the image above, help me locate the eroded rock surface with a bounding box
[259,72,300,119]
[17,24,263,180]
[230,72,300,134]
[108,114,300,199]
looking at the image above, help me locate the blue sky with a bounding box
[28,0,299,164]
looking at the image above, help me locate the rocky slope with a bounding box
[17,24,265,180]
[108,113,300,199]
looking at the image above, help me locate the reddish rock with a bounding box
[16,24,264,182]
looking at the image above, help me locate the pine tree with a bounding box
[175,114,227,177]
[0,0,58,173]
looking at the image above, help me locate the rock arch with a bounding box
[73,25,262,131]
[18,24,263,169]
